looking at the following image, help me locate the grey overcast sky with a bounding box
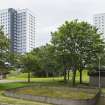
[0,0,105,47]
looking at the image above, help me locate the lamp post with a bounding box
[97,43,104,89]
[98,56,101,89]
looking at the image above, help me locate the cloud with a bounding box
[0,0,105,46]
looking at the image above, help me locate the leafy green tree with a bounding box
[21,53,40,82]
[8,52,23,71]
[51,20,105,85]
[0,26,10,74]
[31,44,63,77]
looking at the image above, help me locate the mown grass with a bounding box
[0,82,34,90]
[0,70,90,105]
[0,82,51,105]
[7,70,89,83]
[101,88,105,94]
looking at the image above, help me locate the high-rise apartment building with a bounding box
[93,13,105,38]
[0,8,35,54]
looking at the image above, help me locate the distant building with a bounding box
[0,8,36,54]
[93,13,105,38]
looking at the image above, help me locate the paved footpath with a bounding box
[0,80,26,83]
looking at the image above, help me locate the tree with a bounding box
[21,53,40,82]
[31,44,63,77]
[51,20,105,85]
[0,26,10,74]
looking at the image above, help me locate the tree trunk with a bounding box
[46,71,48,77]
[64,67,67,83]
[72,70,76,86]
[28,72,31,83]
[80,69,82,84]
[67,70,70,80]
[62,54,67,83]
[53,71,55,81]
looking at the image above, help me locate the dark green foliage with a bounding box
[20,20,105,85]
[21,53,41,82]
[31,44,63,77]
[51,20,105,85]
[0,26,10,74]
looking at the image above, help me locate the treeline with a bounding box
[0,20,105,85]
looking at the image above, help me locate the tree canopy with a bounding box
[17,20,105,85]
[51,20,105,85]
[0,26,10,73]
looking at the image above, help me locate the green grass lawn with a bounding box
[101,88,105,94]
[0,82,35,90]
[0,82,51,105]
[7,70,89,83]
[0,81,92,105]
[0,70,90,105]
